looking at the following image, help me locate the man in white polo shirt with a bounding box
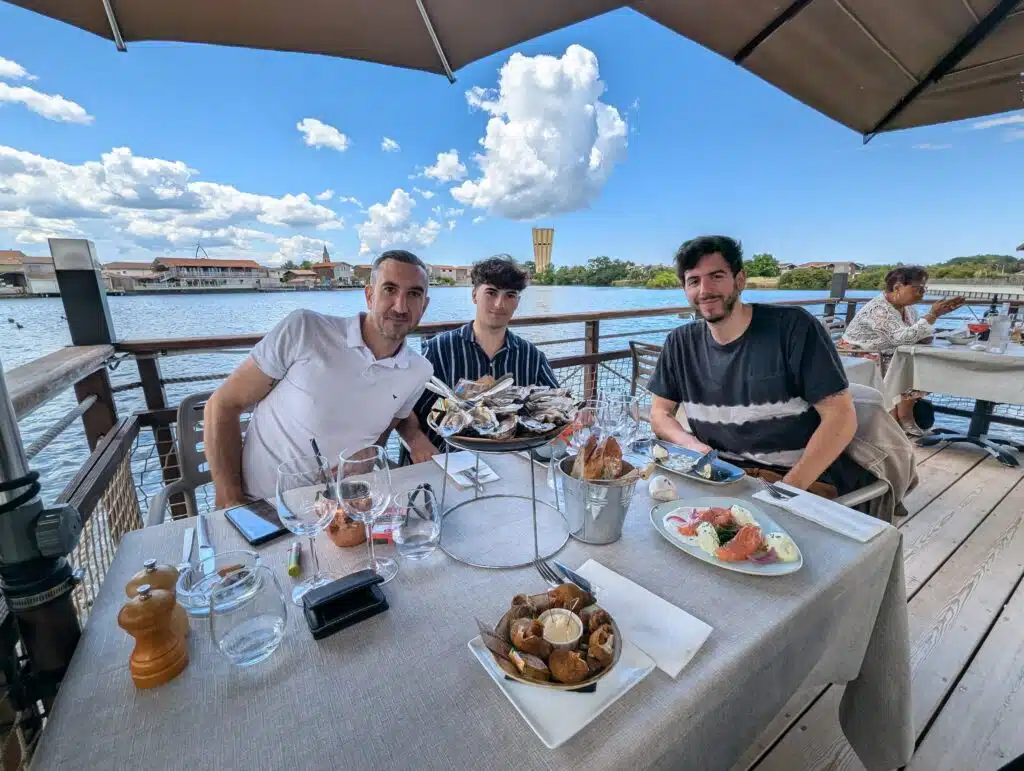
[204,250,435,506]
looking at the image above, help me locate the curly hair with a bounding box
[674,236,744,279]
[884,266,928,292]
[470,255,529,292]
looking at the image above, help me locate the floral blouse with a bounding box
[840,293,933,354]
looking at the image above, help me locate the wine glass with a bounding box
[276,455,339,605]
[209,565,287,667]
[338,445,396,583]
[568,404,599,455]
[391,486,441,561]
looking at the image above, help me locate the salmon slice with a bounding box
[715,524,764,562]
[674,506,736,536]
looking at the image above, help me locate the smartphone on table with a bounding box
[224,499,289,546]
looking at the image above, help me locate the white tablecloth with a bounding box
[884,341,1024,410]
[840,355,883,392]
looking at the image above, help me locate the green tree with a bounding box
[434,276,455,286]
[744,253,780,278]
[849,270,886,290]
[299,260,313,270]
[778,268,831,290]
[646,270,680,289]
[523,260,536,275]
[280,260,297,270]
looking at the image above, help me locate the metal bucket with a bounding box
[555,456,638,544]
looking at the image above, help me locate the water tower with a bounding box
[532,227,554,273]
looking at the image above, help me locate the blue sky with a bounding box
[1,4,1022,268]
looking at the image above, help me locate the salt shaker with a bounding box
[126,558,189,640]
[117,584,189,689]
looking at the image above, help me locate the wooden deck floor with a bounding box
[731,443,1024,771]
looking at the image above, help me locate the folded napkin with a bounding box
[752,482,889,543]
[576,559,712,678]
[431,452,499,489]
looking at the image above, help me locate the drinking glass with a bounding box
[597,393,627,435]
[210,565,287,667]
[568,405,599,455]
[276,455,339,605]
[338,445,396,583]
[391,486,441,560]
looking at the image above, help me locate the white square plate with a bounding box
[467,636,655,749]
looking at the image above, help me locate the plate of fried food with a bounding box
[468,582,655,748]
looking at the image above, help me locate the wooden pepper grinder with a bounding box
[126,558,190,640]
[117,584,189,689]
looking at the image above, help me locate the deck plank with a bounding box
[907,576,1024,770]
[901,458,1024,596]
[899,445,986,525]
[752,475,1024,771]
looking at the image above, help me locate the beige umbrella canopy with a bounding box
[5,0,1024,138]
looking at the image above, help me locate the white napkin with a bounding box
[752,482,889,543]
[431,452,499,489]
[576,559,712,678]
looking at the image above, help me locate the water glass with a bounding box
[210,565,287,667]
[568,405,599,454]
[276,455,339,605]
[391,486,442,560]
[338,445,396,583]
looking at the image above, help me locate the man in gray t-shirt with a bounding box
[648,236,874,496]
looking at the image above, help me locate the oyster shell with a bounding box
[476,416,517,440]
[469,405,499,434]
[518,416,556,434]
[438,408,473,437]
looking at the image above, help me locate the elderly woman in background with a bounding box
[840,266,964,435]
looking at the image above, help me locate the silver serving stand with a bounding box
[437,431,569,569]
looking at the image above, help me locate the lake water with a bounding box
[0,285,972,504]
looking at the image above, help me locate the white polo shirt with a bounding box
[240,309,432,500]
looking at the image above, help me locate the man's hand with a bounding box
[396,415,438,465]
[782,390,857,491]
[649,395,712,454]
[215,489,250,510]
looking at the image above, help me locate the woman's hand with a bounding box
[925,297,965,323]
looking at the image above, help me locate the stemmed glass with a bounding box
[568,404,600,454]
[337,445,396,583]
[276,456,340,605]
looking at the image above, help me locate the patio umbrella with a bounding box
[4,0,1024,139]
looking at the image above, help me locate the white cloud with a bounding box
[472,216,485,225]
[316,188,334,201]
[381,137,401,152]
[337,195,364,207]
[296,118,350,152]
[413,187,436,200]
[971,114,1024,130]
[424,150,467,182]
[0,83,93,124]
[0,56,36,81]
[451,45,627,220]
[268,235,334,266]
[356,188,441,255]
[432,204,464,218]
[447,220,457,231]
[0,144,344,255]
[912,143,951,150]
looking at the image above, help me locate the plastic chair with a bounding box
[146,391,249,526]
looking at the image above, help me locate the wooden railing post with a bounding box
[584,320,599,400]
[845,299,859,325]
[73,369,117,450]
[137,357,187,519]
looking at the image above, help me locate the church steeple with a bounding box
[322,245,330,264]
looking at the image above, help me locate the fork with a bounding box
[758,477,795,500]
[533,558,563,588]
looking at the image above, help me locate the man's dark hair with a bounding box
[674,236,744,280]
[371,249,428,283]
[470,254,529,292]
[884,266,928,292]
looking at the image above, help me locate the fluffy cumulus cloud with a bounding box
[268,234,334,266]
[316,188,334,201]
[413,187,436,200]
[356,188,441,255]
[0,144,344,256]
[381,137,401,152]
[451,45,627,220]
[423,150,467,182]
[296,118,350,152]
[0,55,93,124]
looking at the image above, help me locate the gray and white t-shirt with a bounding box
[241,310,432,500]
[648,304,869,494]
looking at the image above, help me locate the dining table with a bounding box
[30,453,913,771]
[885,340,1024,465]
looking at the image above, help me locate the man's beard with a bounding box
[374,312,411,341]
[696,288,740,324]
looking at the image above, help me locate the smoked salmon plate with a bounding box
[649,498,803,577]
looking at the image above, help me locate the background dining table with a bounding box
[30,453,912,771]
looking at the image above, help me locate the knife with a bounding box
[691,448,718,477]
[196,513,215,573]
[552,561,594,594]
[180,526,195,570]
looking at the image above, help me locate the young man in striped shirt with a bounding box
[402,255,560,460]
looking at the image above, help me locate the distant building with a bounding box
[153,257,266,289]
[311,246,354,287]
[428,264,471,284]
[0,250,59,295]
[354,264,374,284]
[798,261,862,275]
[777,262,798,272]
[102,261,163,291]
[532,227,554,273]
[282,269,318,288]
[0,250,26,293]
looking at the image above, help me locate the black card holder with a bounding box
[302,569,388,640]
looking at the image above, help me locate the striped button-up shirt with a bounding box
[413,323,560,449]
